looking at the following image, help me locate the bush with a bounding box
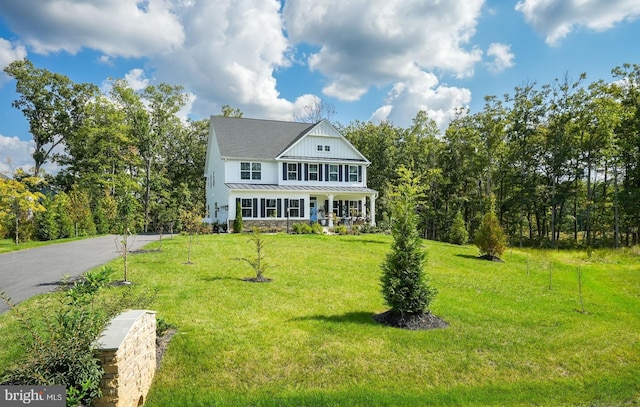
[474,210,507,260]
[292,223,312,234]
[334,225,348,235]
[233,202,243,233]
[1,267,155,407]
[311,222,324,234]
[449,211,469,245]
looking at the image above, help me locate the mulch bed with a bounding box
[242,276,273,283]
[373,310,448,330]
[478,254,504,262]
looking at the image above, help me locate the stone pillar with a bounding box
[95,310,157,407]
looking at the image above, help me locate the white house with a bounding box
[203,116,377,230]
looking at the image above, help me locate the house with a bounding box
[203,116,377,230]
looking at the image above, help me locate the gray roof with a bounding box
[0,173,10,180]
[211,116,315,159]
[226,183,377,194]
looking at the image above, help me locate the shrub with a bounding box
[1,273,155,407]
[449,211,469,245]
[334,225,348,235]
[233,201,243,233]
[311,222,324,234]
[292,223,312,234]
[474,210,507,260]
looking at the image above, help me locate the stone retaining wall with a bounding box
[95,310,156,407]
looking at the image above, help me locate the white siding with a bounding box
[286,135,362,161]
[224,160,278,184]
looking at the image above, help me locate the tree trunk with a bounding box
[613,162,620,249]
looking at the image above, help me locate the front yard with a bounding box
[1,233,639,406]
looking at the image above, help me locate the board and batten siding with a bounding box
[285,135,363,161]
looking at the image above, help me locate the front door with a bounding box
[310,198,317,222]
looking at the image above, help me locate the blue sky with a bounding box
[1,0,639,175]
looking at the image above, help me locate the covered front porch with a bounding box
[310,192,377,227]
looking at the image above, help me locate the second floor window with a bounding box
[287,163,298,180]
[329,164,339,181]
[309,164,318,181]
[241,162,261,180]
[349,165,359,182]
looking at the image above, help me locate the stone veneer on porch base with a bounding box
[95,310,156,407]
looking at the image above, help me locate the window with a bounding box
[288,199,300,217]
[241,162,261,180]
[241,162,250,180]
[329,164,339,181]
[324,145,330,151]
[287,163,298,180]
[251,163,261,180]
[349,200,360,217]
[266,199,277,217]
[309,164,318,181]
[241,198,253,217]
[349,165,358,182]
[317,145,323,151]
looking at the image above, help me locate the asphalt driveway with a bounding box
[0,234,160,314]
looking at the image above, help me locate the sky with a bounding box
[1,0,640,175]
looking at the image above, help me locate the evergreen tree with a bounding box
[474,206,507,261]
[380,167,436,317]
[449,210,469,245]
[233,201,244,233]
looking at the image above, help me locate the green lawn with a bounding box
[0,236,91,254]
[1,234,639,406]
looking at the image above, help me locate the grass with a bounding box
[0,236,94,254]
[1,233,639,406]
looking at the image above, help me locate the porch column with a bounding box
[361,196,367,220]
[369,194,376,226]
[328,194,334,227]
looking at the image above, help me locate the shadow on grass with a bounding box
[455,254,483,260]
[200,276,244,283]
[290,311,379,326]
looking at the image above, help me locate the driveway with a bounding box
[0,234,160,314]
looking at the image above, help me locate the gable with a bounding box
[278,120,369,163]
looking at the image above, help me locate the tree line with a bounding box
[1,59,639,249]
[1,59,208,242]
[343,65,640,248]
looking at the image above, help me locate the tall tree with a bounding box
[220,105,243,118]
[4,59,98,177]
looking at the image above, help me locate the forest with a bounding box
[1,59,639,249]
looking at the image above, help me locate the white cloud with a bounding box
[0,134,65,176]
[369,71,471,133]
[150,0,302,121]
[0,0,185,57]
[283,0,484,102]
[515,0,640,46]
[0,134,34,175]
[124,69,150,91]
[0,37,27,84]
[486,43,515,73]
